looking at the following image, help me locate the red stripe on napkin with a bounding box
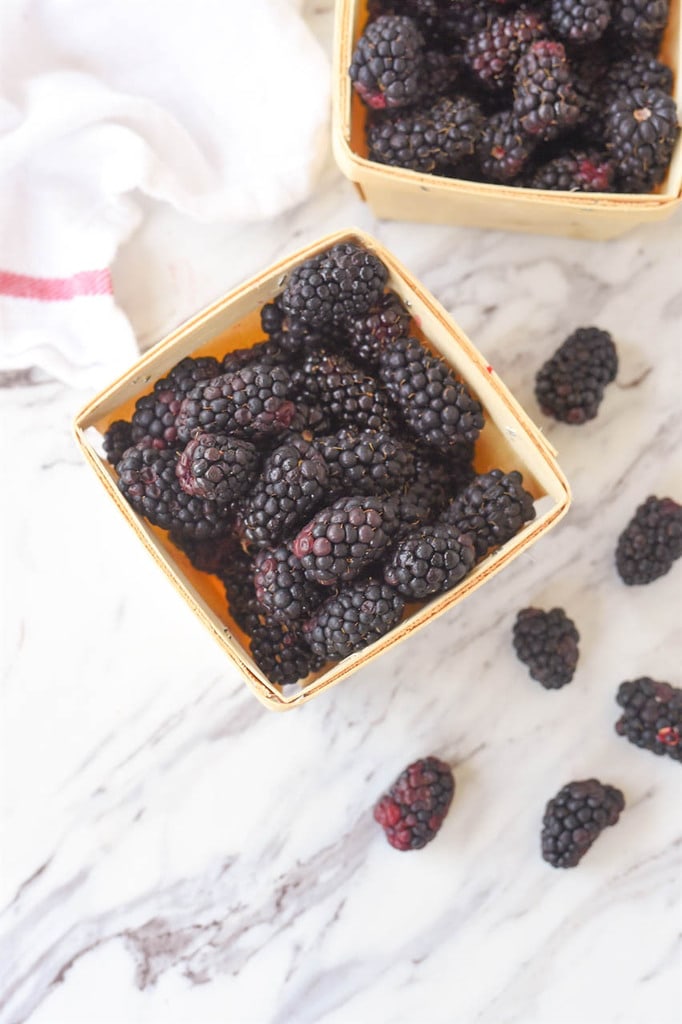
[0,269,112,301]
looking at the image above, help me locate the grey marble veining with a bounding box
[1,10,681,1022]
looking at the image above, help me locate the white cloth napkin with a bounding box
[0,0,330,387]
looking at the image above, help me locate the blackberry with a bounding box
[221,338,291,375]
[615,496,682,585]
[440,469,536,558]
[175,363,296,444]
[390,492,432,540]
[374,756,455,851]
[219,545,261,631]
[615,678,682,762]
[260,295,342,356]
[611,0,670,46]
[513,607,580,689]
[239,435,329,548]
[513,40,581,140]
[367,96,483,173]
[603,54,674,101]
[319,428,416,497]
[103,419,133,465]
[282,243,388,329]
[175,432,259,504]
[464,10,548,92]
[378,337,484,452]
[116,443,231,539]
[169,530,241,576]
[384,523,476,599]
[550,0,611,43]
[287,402,332,438]
[541,780,625,868]
[604,88,678,192]
[130,356,220,450]
[349,15,426,110]
[249,616,323,687]
[530,149,615,190]
[423,49,461,96]
[292,496,401,586]
[535,326,618,423]
[303,577,405,660]
[293,350,393,433]
[403,443,475,513]
[253,546,324,625]
[346,291,411,366]
[477,110,536,182]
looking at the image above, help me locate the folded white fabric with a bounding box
[0,0,330,387]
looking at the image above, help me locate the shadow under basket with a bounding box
[332,0,682,239]
[74,228,571,711]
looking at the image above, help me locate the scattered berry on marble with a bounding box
[535,326,617,424]
[513,607,580,689]
[615,496,682,585]
[615,678,682,763]
[374,756,455,851]
[541,779,625,867]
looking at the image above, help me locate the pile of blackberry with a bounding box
[106,241,539,689]
[350,5,678,193]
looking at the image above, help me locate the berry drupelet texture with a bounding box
[292,495,401,586]
[477,111,536,182]
[604,87,678,193]
[615,496,682,585]
[176,364,296,444]
[530,150,615,191]
[378,336,484,452]
[384,523,476,599]
[175,432,259,504]
[282,243,388,329]
[549,0,611,43]
[464,10,548,93]
[368,96,483,173]
[303,576,405,660]
[253,546,324,625]
[293,350,394,433]
[403,442,475,513]
[513,40,581,141]
[610,0,670,46]
[319,428,416,498]
[346,291,411,365]
[374,756,455,851]
[238,435,329,548]
[603,54,674,100]
[513,607,580,689]
[615,678,682,763]
[349,14,426,110]
[534,326,618,423]
[541,780,625,868]
[103,419,133,465]
[130,356,221,450]
[440,469,536,558]
[218,545,261,632]
[249,616,323,687]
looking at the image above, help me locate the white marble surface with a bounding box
[2,4,682,1022]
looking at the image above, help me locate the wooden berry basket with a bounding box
[74,228,570,711]
[332,0,682,239]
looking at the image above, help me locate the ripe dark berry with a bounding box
[303,576,405,660]
[384,524,476,599]
[103,419,133,465]
[615,496,682,585]
[440,469,536,558]
[374,756,455,851]
[611,0,670,47]
[477,111,536,183]
[175,432,259,504]
[541,780,625,868]
[615,678,682,763]
[513,40,581,141]
[464,10,548,93]
[249,616,323,687]
[349,15,426,110]
[318,428,416,498]
[535,326,618,423]
[346,291,411,365]
[368,96,483,174]
[530,150,615,191]
[130,356,220,450]
[282,243,388,329]
[293,350,393,433]
[253,546,324,625]
[550,0,611,43]
[513,607,580,689]
[604,87,677,193]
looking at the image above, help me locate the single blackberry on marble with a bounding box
[367,96,483,173]
[346,291,411,366]
[175,363,296,444]
[293,350,394,433]
[615,496,682,585]
[440,469,536,558]
[604,87,678,193]
[282,243,388,329]
[176,432,260,505]
[550,0,611,43]
[130,356,221,450]
[535,326,618,423]
[303,577,405,661]
[349,15,426,110]
[374,756,455,851]
[253,546,324,625]
[513,607,580,689]
[239,435,329,548]
[103,419,133,465]
[292,496,401,586]
[615,678,682,762]
[464,9,548,93]
[477,110,536,182]
[541,780,625,868]
[384,523,476,599]
[378,336,484,452]
[513,40,581,140]
[319,428,416,498]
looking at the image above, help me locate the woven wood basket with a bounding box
[74,228,571,710]
[332,0,682,239]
